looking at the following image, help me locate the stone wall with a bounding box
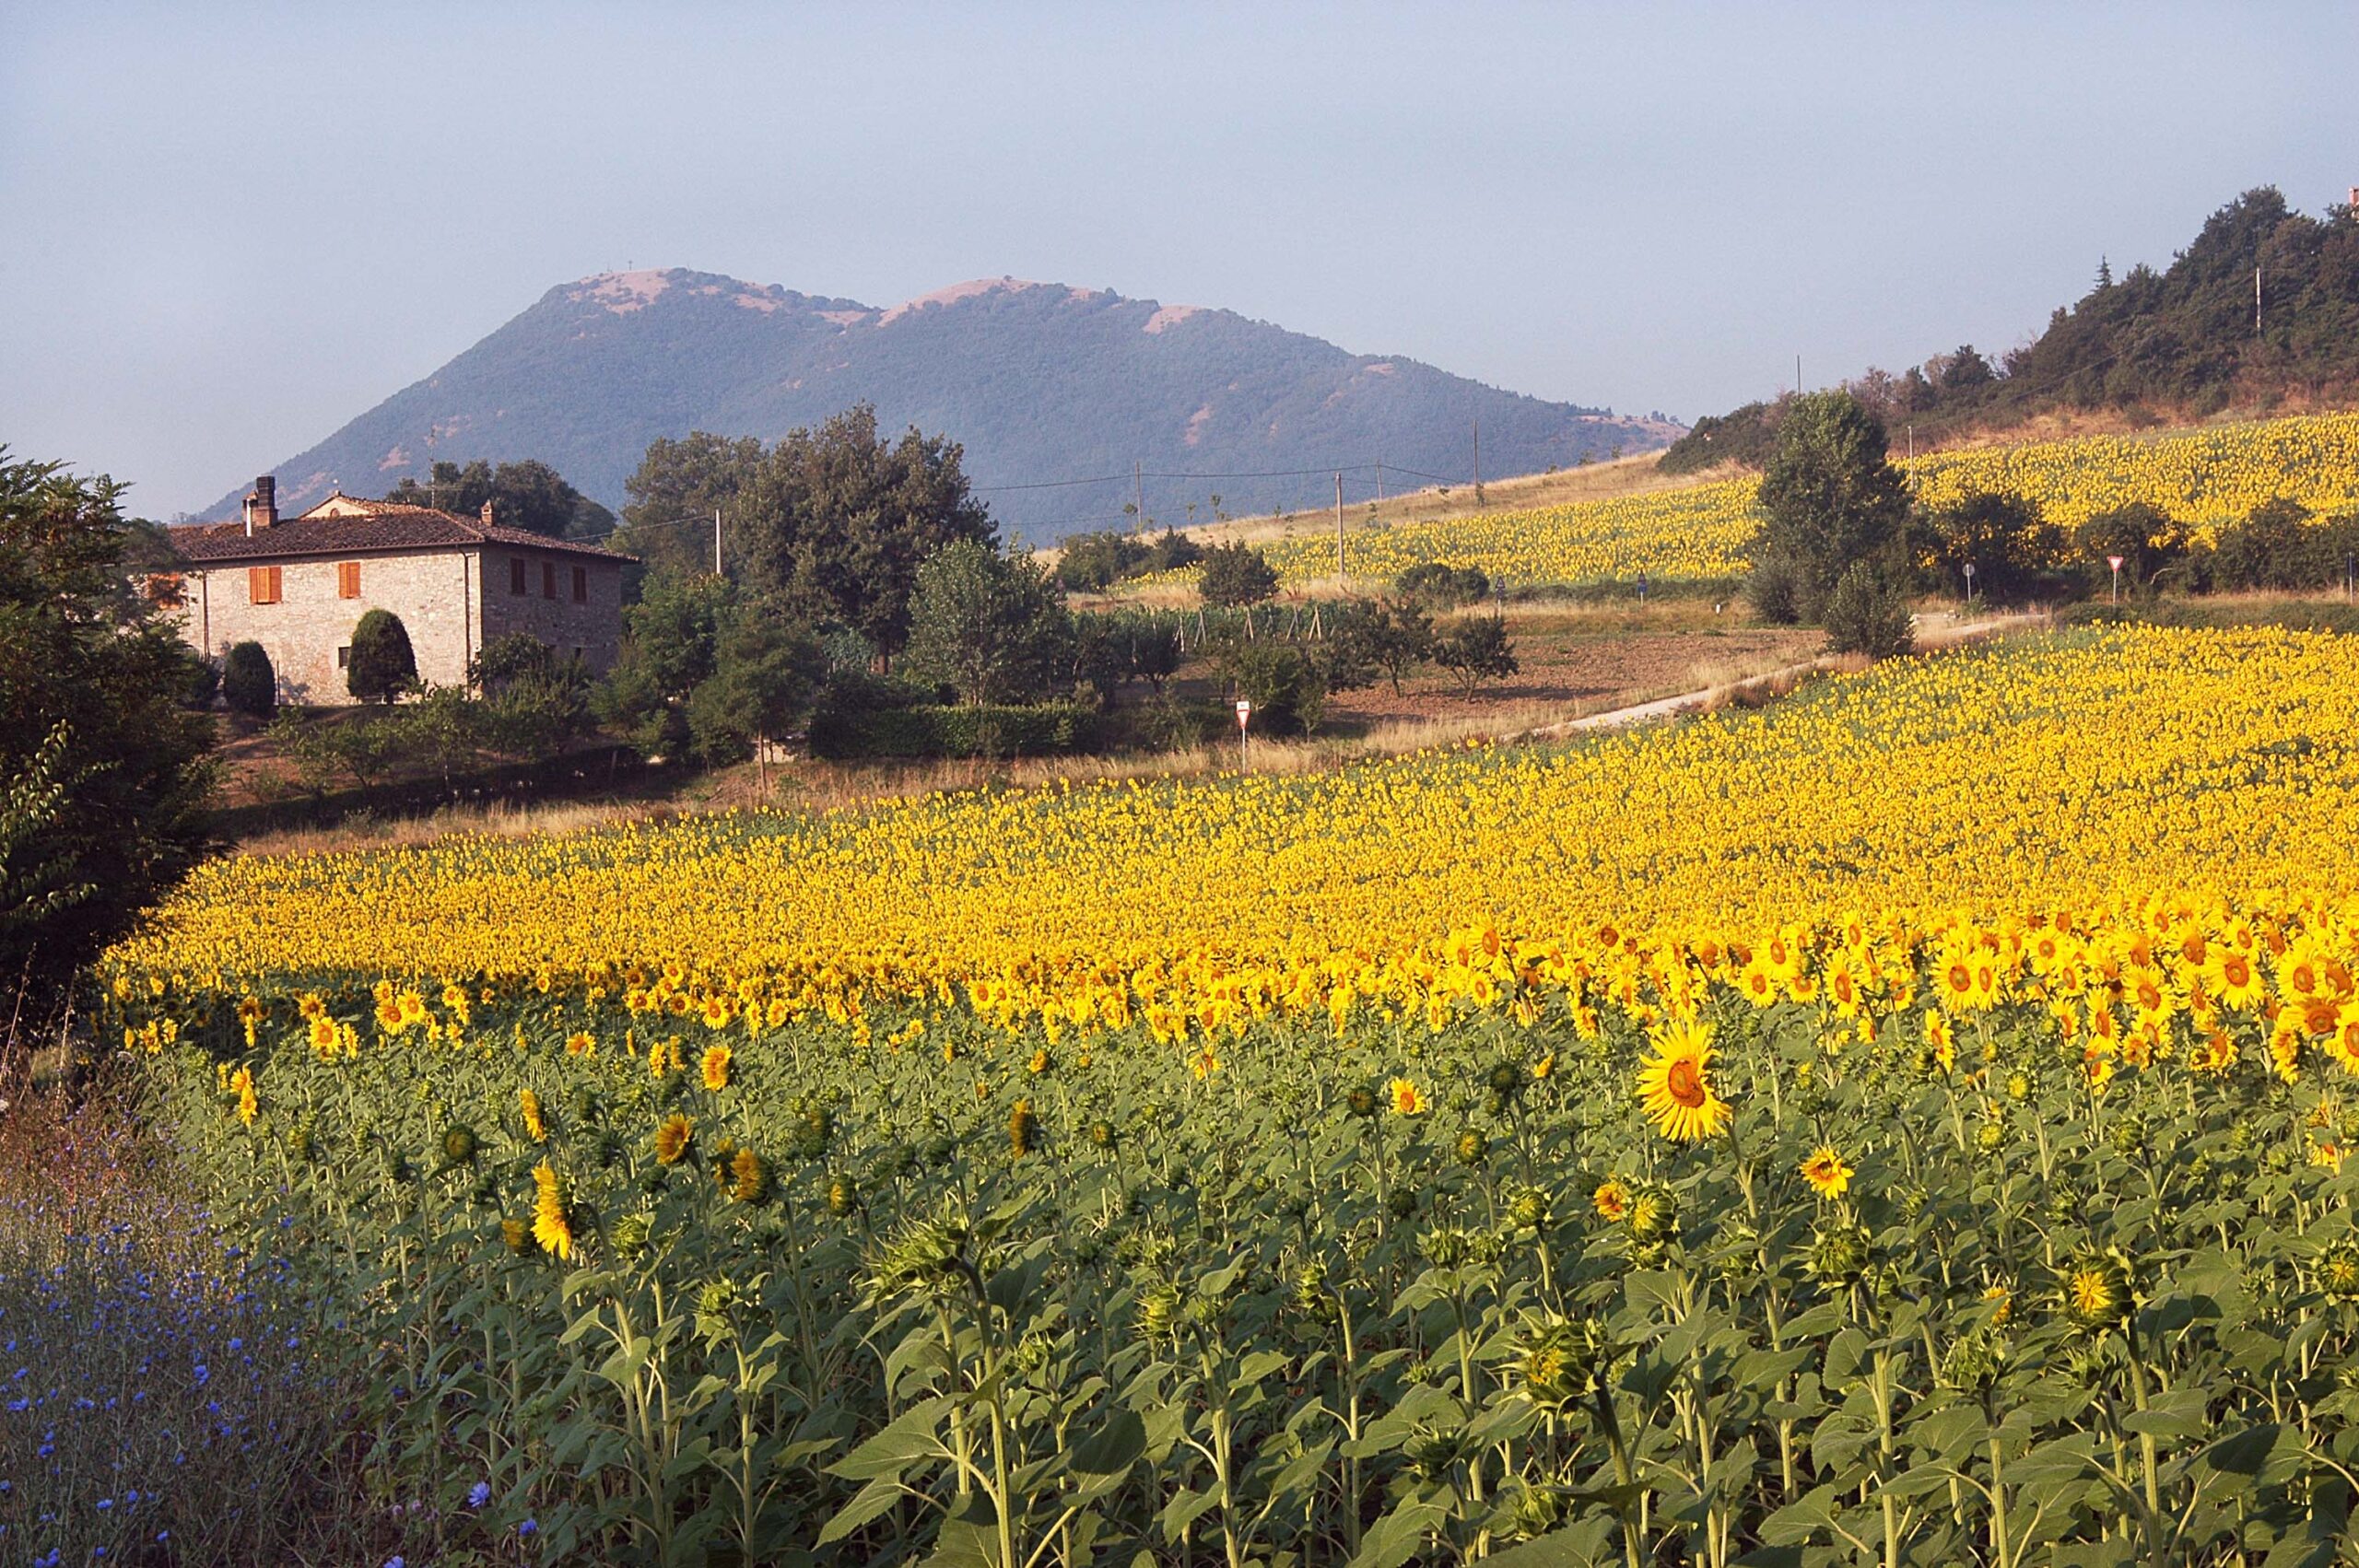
[183,548,482,705]
[478,548,627,675]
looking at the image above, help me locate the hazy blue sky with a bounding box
[5,1,2355,517]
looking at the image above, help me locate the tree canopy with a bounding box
[1197,543,1280,607]
[346,609,417,703]
[899,541,1074,707]
[1752,392,1912,615]
[0,451,215,1026]
[385,459,614,540]
[617,405,995,657]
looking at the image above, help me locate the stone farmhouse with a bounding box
[168,475,634,704]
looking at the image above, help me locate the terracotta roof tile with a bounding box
[170,497,635,564]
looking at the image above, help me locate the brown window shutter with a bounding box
[572,565,587,603]
[248,565,281,604]
[510,556,527,595]
[543,561,557,599]
[338,561,361,599]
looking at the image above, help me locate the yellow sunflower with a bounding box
[1636,1020,1731,1141]
[1800,1145,1854,1199]
[531,1163,573,1260]
[653,1113,694,1165]
[1592,1176,1632,1222]
[701,1043,733,1092]
[1388,1077,1428,1116]
[518,1087,547,1142]
[229,1065,258,1127]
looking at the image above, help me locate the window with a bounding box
[247,565,282,604]
[337,561,361,599]
[571,565,588,603]
[509,556,527,596]
[542,561,557,600]
[336,646,351,669]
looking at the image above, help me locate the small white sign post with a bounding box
[2107,554,2125,605]
[1236,698,1252,769]
[1962,561,1977,609]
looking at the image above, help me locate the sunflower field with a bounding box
[81,626,2359,1565]
[1261,412,2359,590]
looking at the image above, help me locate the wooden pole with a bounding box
[1334,471,1345,582]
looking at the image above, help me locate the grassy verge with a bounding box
[0,1067,441,1566]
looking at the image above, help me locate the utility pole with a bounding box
[1134,461,1145,536]
[1472,420,1481,496]
[1796,354,1802,394]
[2256,264,2263,334]
[1375,459,1384,505]
[713,509,723,576]
[1334,471,1345,581]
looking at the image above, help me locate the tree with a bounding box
[1931,345,1997,394]
[1198,543,1279,607]
[1129,623,1182,694]
[0,451,216,1026]
[1146,530,1203,572]
[221,640,276,718]
[901,542,1074,707]
[1432,615,1519,697]
[469,635,593,763]
[1331,600,1433,695]
[757,405,996,658]
[1073,616,1131,701]
[1822,561,1916,658]
[1754,391,1912,616]
[1055,532,1153,591]
[624,408,997,658]
[2212,497,2323,591]
[385,458,613,540]
[616,432,767,583]
[1219,640,1326,737]
[686,614,827,778]
[595,574,739,759]
[396,684,483,793]
[346,610,417,703]
[2074,503,2193,596]
[1918,491,2067,603]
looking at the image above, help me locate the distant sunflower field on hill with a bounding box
[71,626,2359,1566]
[1251,411,2359,589]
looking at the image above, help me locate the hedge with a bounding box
[810,701,1096,760]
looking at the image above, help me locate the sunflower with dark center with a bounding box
[1636,1020,1731,1141]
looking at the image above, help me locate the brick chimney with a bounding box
[480,498,497,527]
[242,474,278,536]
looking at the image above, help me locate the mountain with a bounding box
[201,271,1680,542]
[1661,187,2359,472]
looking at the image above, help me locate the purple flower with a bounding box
[468,1481,492,1508]
[520,1518,538,1537]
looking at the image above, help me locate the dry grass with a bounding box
[234,794,663,858]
